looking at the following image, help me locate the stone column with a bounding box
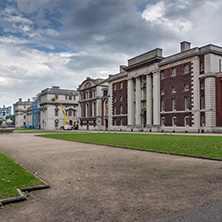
[135,77,141,127]
[146,74,152,127]
[191,59,200,130]
[205,76,216,131]
[96,98,102,129]
[127,78,134,127]
[153,71,160,130]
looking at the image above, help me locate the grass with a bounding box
[0,152,44,199]
[39,133,222,159]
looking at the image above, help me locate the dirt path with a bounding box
[0,133,222,222]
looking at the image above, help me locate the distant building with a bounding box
[77,41,222,133]
[78,77,109,130]
[14,99,33,128]
[0,105,12,118]
[38,86,79,130]
[14,86,79,130]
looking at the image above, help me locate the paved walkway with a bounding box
[0,133,222,222]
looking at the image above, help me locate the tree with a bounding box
[6,115,15,125]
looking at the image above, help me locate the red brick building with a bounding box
[78,77,108,130]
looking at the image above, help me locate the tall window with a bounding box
[171,86,176,93]
[55,110,58,116]
[184,116,190,126]
[69,110,72,116]
[103,90,108,96]
[161,100,165,112]
[93,102,96,117]
[183,64,189,74]
[161,117,165,126]
[172,98,176,111]
[184,96,190,110]
[200,62,204,72]
[200,95,205,109]
[81,105,83,117]
[219,59,222,72]
[113,106,116,115]
[160,70,165,79]
[120,82,123,89]
[171,67,176,77]
[86,103,89,117]
[113,84,116,91]
[92,90,96,98]
[120,105,123,114]
[200,81,205,89]
[201,113,205,126]
[184,84,189,91]
[172,117,177,127]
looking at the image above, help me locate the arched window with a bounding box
[172,117,177,127]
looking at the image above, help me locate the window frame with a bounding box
[172,117,177,127]
[171,67,177,77]
[184,116,190,127]
[172,98,176,111]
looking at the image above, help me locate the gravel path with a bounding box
[0,133,222,222]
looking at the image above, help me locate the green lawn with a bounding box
[39,133,222,159]
[0,152,44,199]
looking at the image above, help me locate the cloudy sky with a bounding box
[1,0,222,108]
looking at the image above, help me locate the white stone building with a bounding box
[78,77,109,130]
[14,98,33,128]
[39,86,79,130]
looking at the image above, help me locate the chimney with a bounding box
[120,65,127,73]
[19,98,22,102]
[180,41,191,52]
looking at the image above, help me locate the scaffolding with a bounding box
[32,98,40,129]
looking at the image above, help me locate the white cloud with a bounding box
[142,1,192,33]
[142,1,165,22]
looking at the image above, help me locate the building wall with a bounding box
[160,61,192,129]
[39,92,79,130]
[78,79,108,130]
[216,75,222,126]
[14,99,33,128]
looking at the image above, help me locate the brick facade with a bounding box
[160,62,192,127]
[216,76,222,126]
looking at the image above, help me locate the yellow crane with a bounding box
[52,96,73,130]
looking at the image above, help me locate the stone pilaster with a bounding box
[153,71,160,129]
[205,76,216,130]
[146,74,152,127]
[127,78,134,127]
[191,59,200,129]
[135,77,141,127]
